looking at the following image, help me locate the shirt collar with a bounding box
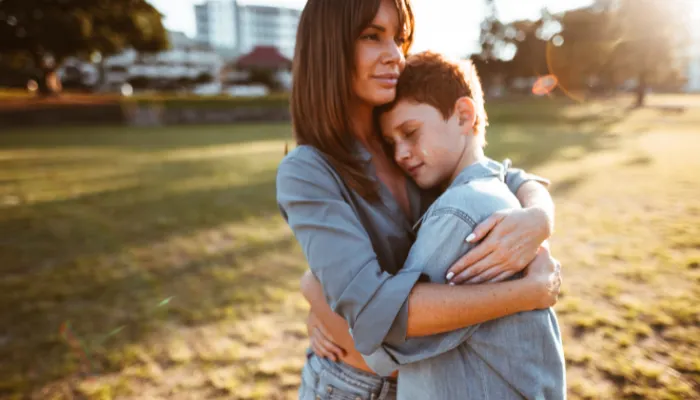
[352,140,373,162]
[447,157,507,190]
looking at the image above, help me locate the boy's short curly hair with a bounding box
[378,51,488,144]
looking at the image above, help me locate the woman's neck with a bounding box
[350,102,380,152]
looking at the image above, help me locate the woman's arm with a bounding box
[405,247,558,337]
[278,150,423,355]
[300,205,560,340]
[302,253,555,339]
[445,180,556,284]
[300,271,354,359]
[278,150,557,355]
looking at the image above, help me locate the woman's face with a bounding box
[353,0,407,107]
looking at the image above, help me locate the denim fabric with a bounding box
[276,144,547,365]
[362,159,566,400]
[299,349,397,400]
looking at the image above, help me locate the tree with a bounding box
[0,0,168,95]
[248,69,281,91]
[612,0,693,107]
[477,2,556,94]
[552,0,693,106]
[478,0,502,61]
[195,72,214,85]
[549,6,620,96]
[477,0,693,104]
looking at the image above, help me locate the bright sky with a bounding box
[149,0,700,58]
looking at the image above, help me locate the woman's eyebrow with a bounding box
[366,24,386,32]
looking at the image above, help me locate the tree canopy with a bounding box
[476,0,694,105]
[0,0,168,92]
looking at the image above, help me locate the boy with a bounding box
[365,51,566,399]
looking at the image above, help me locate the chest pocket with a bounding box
[316,368,372,400]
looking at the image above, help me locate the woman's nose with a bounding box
[382,41,404,66]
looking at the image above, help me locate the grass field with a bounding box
[1,96,698,399]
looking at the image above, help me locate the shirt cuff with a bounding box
[384,298,410,344]
[505,168,551,194]
[350,269,423,355]
[362,348,401,377]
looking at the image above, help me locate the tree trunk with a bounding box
[33,52,62,97]
[97,59,106,92]
[635,70,647,108]
[38,68,62,96]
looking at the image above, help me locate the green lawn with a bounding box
[1,96,698,399]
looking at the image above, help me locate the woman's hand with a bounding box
[307,311,347,362]
[446,207,551,285]
[522,247,562,309]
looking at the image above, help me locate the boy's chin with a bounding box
[414,176,440,190]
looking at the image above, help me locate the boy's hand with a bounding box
[522,247,562,309]
[446,208,549,284]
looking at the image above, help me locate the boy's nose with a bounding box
[395,142,412,162]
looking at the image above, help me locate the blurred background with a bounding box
[0,0,698,399]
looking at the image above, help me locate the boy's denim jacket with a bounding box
[363,158,566,400]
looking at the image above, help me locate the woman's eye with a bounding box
[361,33,380,41]
[405,129,417,138]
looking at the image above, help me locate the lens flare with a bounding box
[532,75,559,96]
[544,39,588,102]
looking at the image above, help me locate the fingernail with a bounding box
[466,233,476,243]
[449,282,456,286]
[446,272,455,280]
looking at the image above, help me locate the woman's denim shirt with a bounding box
[276,144,544,369]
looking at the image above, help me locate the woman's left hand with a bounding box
[446,207,551,285]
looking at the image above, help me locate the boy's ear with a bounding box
[454,97,477,134]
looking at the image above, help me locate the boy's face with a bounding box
[380,99,469,189]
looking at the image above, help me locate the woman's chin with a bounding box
[367,90,397,106]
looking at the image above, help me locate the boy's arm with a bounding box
[445,170,554,285]
[505,165,554,234]
[363,210,503,372]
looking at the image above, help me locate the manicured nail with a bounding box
[449,282,456,286]
[466,233,476,243]
[446,272,455,280]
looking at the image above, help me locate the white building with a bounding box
[195,1,301,59]
[105,31,223,86]
[58,31,224,91]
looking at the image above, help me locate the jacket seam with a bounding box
[425,207,478,230]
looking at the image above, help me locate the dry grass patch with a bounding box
[2,95,699,399]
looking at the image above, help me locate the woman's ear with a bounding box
[454,96,477,134]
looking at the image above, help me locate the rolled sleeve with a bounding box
[276,150,422,355]
[363,212,482,373]
[504,162,550,194]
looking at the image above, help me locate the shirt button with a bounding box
[315,396,321,400]
[326,385,333,393]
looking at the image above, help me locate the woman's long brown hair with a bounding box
[291,0,414,201]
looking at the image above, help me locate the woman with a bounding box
[277,0,561,399]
